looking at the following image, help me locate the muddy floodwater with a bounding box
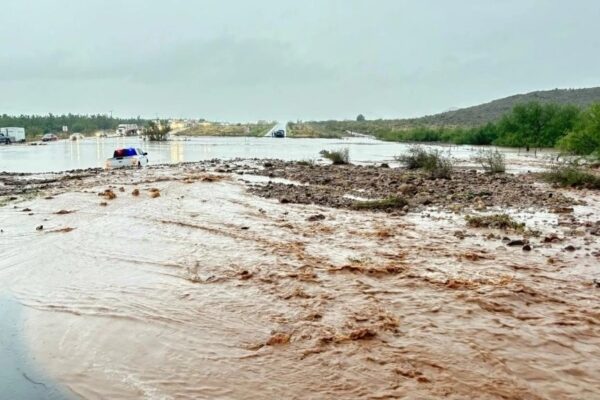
[0,136,556,173]
[1,159,599,399]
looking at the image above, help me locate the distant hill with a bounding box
[413,87,600,126]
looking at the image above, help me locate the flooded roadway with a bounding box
[0,136,557,173]
[1,164,599,399]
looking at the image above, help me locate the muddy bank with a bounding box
[0,158,577,213]
[247,160,575,213]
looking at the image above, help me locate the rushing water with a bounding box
[1,163,599,399]
[0,136,554,173]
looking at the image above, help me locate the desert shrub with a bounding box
[474,149,506,173]
[558,104,600,155]
[541,164,600,189]
[145,121,171,141]
[396,146,439,169]
[320,148,350,165]
[352,196,408,211]
[396,146,453,178]
[296,159,316,166]
[465,214,525,231]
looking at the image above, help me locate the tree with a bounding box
[558,103,600,155]
[356,114,366,122]
[145,120,171,141]
[493,102,580,153]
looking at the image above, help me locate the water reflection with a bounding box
[170,141,185,163]
[0,136,557,174]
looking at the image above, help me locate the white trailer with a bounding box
[0,127,26,142]
[116,124,139,136]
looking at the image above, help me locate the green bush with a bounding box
[396,146,453,178]
[474,149,506,174]
[493,102,580,150]
[541,164,600,189]
[558,104,600,155]
[145,121,171,141]
[319,148,350,165]
[296,159,316,166]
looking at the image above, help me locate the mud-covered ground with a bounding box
[1,160,599,399]
[246,160,577,213]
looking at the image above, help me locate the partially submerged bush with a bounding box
[352,196,408,211]
[145,120,171,141]
[396,146,453,178]
[474,149,506,174]
[320,148,350,165]
[541,164,600,189]
[465,214,525,232]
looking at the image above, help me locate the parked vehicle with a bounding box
[0,133,12,144]
[105,148,148,169]
[0,127,25,142]
[41,133,59,142]
[116,124,140,136]
[273,129,285,138]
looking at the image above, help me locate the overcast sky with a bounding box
[1,0,599,121]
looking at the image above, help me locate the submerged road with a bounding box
[264,123,287,137]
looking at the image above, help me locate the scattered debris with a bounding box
[348,328,377,341]
[466,214,525,232]
[49,227,76,233]
[266,332,291,346]
[238,270,253,280]
[306,213,326,222]
[99,189,117,200]
[54,210,74,215]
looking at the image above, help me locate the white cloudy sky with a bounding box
[1,0,599,121]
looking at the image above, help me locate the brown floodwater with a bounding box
[0,166,599,399]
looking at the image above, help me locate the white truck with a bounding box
[104,147,148,169]
[0,127,26,143]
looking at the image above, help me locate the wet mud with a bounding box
[0,160,599,399]
[247,160,576,213]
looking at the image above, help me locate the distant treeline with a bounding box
[309,102,600,156]
[0,114,146,138]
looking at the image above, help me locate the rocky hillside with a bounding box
[414,87,600,126]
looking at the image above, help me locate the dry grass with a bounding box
[465,214,525,232]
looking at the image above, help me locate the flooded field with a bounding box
[1,159,599,399]
[0,136,556,173]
